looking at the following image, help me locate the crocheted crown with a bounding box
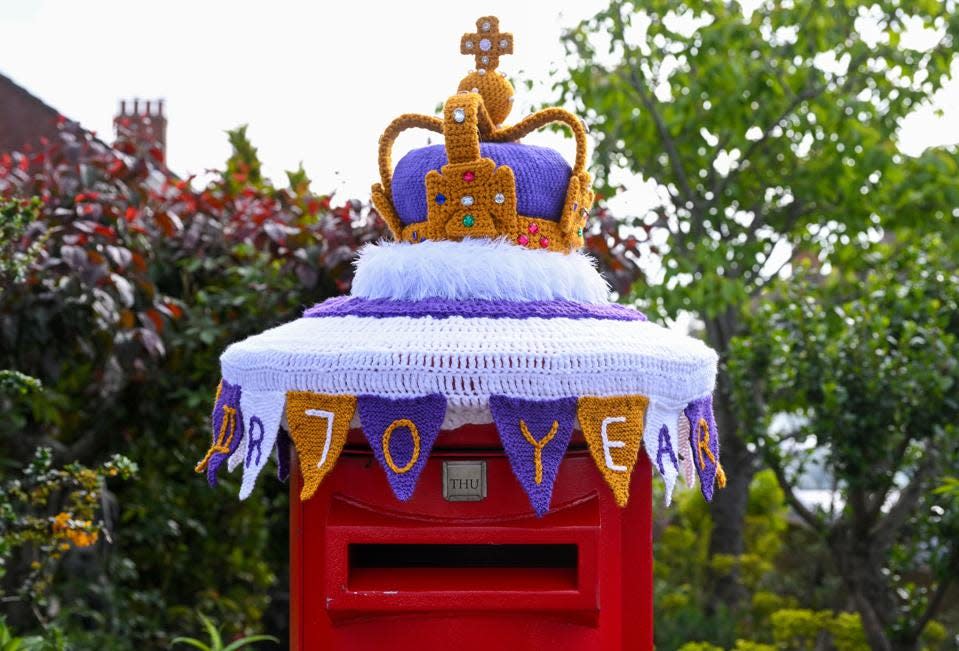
[371,16,594,253]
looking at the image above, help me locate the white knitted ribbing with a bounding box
[220,315,717,407]
[350,239,611,304]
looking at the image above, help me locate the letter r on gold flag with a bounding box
[577,395,649,507]
[285,392,357,501]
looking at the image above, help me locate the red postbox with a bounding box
[197,14,723,651]
[289,425,653,651]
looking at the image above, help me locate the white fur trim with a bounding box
[350,239,611,304]
[220,315,717,408]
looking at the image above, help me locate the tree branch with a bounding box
[623,67,696,207]
[907,547,957,643]
[764,447,828,534]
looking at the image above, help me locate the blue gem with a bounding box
[412,231,418,241]
[435,193,446,205]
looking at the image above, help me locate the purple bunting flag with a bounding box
[357,394,447,501]
[489,395,578,517]
[275,427,292,483]
[684,395,720,501]
[196,379,244,487]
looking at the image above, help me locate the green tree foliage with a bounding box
[557,0,959,606]
[728,237,959,650]
[0,115,644,645]
[0,121,385,646]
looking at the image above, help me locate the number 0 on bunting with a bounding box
[285,392,357,500]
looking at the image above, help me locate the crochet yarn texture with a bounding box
[194,16,724,515]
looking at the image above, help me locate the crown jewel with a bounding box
[371,16,594,253]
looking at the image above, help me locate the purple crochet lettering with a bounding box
[246,416,265,467]
[655,424,678,477]
[276,427,291,482]
[357,394,447,501]
[392,142,573,224]
[208,380,243,487]
[489,395,578,517]
[685,395,720,502]
[304,296,646,322]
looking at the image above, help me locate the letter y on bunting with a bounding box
[286,392,357,501]
[357,394,447,501]
[489,395,578,517]
[577,395,649,507]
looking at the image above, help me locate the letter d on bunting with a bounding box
[286,392,357,500]
[577,395,649,507]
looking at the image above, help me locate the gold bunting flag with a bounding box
[285,392,357,500]
[577,395,649,507]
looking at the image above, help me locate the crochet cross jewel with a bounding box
[460,16,513,72]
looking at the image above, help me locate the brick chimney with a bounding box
[114,98,167,163]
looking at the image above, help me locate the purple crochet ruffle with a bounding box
[392,142,573,225]
[303,296,646,322]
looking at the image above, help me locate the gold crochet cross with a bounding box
[460,16,513,72]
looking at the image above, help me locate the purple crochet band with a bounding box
[303,296,646,322]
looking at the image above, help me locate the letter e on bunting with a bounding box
[195,380,244,488]
[577,396,648,507]
[357,394,447,501]
[489,395,577,517]
[286,392,357,500]
[684,395,723,501]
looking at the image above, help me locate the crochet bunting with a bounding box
[276,427,291,482]
[357,394,447,501]
[489,395,577,517]
[677,414,696,488]
[286,392,357,501]
[195,380,244,488]
[237,390,285,500]
[685,395,720,501]
[577,395,648,507]
[643,401,682,506]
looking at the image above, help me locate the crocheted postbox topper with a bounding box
[372,16,593,254]
[195,17,724,515]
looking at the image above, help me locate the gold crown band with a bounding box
[370,16,595,253]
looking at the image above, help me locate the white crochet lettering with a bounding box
[600,416,628,472]
[304,408,336,468]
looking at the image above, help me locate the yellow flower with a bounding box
[51,512,71,533]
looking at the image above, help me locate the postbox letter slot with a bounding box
[347,543,579,592]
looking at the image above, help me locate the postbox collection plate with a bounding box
[442,460,487,501]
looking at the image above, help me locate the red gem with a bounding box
[539,237,550,248]
[528,222,539,234]
[463,171,476,182]
[517,235,529,245]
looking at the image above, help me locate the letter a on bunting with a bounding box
[489,395,578,517]
[357,394,447,501]
[577,395,649,507]
[286,392,357,500]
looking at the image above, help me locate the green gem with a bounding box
[577,228,584,237]
[462,214,475,227]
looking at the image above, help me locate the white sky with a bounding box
[2,0,957,210]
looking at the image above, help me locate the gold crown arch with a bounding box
[371,17,595,253]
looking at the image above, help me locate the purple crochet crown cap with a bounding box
[391,142,573,225]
